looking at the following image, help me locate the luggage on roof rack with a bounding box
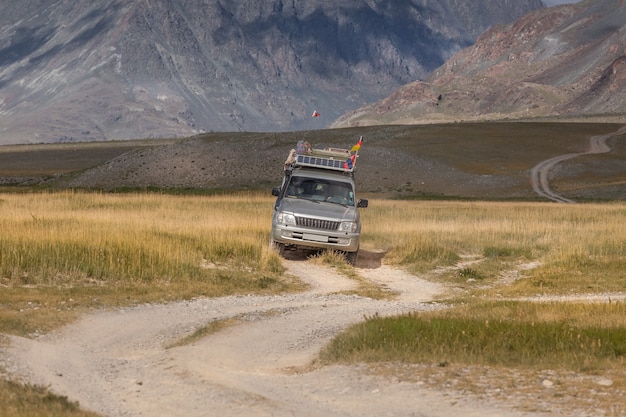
[284,138,362,173]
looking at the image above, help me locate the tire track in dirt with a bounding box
[530,125,626,203]
[2,254,547,417]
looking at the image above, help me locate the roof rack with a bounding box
[284,140,360,173]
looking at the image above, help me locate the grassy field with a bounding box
[364,200,626,295]
[0,140,177,177]
[0,191,296,336]
[1,191,625,415]
[332,199,626,369]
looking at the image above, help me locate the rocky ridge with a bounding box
[332,0,626,127]
[0,0,543,144]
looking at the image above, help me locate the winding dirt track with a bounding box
[4,127,626,416]
[4,254,546,417]
[530,125,626,203]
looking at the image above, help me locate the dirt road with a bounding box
[530,125,626,203]
[2,252,552,417]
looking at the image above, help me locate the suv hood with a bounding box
[280,197,358,221]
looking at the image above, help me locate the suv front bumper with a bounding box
[271,225,360,252]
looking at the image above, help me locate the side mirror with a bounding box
[357,199,368,208]
[272,187,281,197]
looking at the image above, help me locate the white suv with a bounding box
[270,143,368,264]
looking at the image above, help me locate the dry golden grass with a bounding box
[361,199,626,296]
[1,191,281,281]
[319,199,626,417]
[2,191,626,416]
[0,378,101,417]
[0,191,301,336]
[1,193,624,338]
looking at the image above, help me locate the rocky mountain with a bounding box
[0,0,543,145]
[332,0,626,127]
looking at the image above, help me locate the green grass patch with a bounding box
[483,245,532,259]
[320,301,626,371]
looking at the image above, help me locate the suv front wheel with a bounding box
[345,249,359,266]
[269,238,286,256]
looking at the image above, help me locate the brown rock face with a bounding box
[333,0,626,127]
[0,0,543,144]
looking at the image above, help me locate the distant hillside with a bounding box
[332,0,626,127]
[2,123,624,201]
[0,0,543,144]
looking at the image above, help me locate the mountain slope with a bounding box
[332,0,625,127]
[0,0,543,144]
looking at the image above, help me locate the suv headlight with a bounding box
[339,221,357,233]
[277,212,297,226]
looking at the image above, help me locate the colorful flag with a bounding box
[343,154,357,170]
[350,136,363,152]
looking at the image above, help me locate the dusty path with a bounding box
[4,255,547,417]
[530,125,626,203]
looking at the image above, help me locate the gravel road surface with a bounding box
[2,254,552,417]
[530,125,626,203]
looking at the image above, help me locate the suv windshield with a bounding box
[286,176,355,206]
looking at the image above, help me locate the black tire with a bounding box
[270,238,286,257]
[345,249,359,266]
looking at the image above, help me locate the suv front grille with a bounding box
[296,217,339,231]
